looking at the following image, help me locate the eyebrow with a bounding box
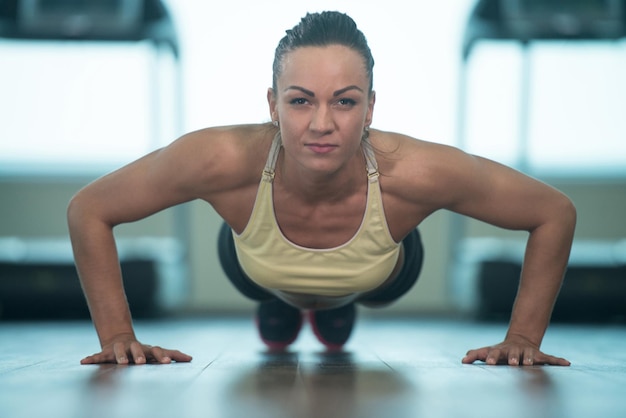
[333,85,364,96]
[283,85,364,97]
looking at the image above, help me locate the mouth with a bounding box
[305,143,338,154]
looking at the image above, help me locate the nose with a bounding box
[309,105,334,134]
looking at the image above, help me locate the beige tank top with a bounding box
[232,132,401,297]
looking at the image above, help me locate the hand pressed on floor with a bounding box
[80,333,192,365]
[462,334,570,366]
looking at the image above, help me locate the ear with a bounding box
[365,91,376,127]
[267,88,278,122]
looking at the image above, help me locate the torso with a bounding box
[198,124,434,309]
[274,243,405,310]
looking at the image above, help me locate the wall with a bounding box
[1,179,624,316]
[2,1,625,317]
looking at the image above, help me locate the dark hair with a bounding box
[272,11,375,95]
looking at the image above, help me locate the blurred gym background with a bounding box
[1,0,625,321]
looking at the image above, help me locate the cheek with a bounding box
[278,111,317,140]
[276,122,302,148]
[340,113,368,134]
[278,105,308,125]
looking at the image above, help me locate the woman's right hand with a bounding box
[80,333,193,365]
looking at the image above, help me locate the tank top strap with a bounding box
[262,131,282,182]
[362,139,380,183]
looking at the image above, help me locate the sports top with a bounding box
[232,132,401,297]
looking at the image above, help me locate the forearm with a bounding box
[68,206,136,346]
[506,205,576,346]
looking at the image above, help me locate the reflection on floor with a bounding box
[1,316,625,418]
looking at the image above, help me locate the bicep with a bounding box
[441,153,568,232]
[71,138,207,227]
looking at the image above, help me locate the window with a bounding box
[2,1,623,179]
[464,39,626,178]
[0,40,175,177]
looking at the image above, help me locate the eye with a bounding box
[337,98,356,107]
[289,98,309,105]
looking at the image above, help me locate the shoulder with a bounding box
[369,129,478,207]
[172,123,273,163]
[159,123,276,195]
[369,129,471,184]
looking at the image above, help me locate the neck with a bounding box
[275,149,366,204]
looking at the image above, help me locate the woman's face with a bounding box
[268,45,375,176]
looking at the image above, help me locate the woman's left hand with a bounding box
[461,334,571,366]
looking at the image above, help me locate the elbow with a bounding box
[561,194,577,230]
[532,192,577,237]
[67,187,118,238]
[67,189,102,235]
[66,191,87,234]
[551,193,577,238]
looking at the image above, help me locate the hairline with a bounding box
[272,44,374,97]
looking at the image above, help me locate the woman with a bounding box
[68,11,575,366]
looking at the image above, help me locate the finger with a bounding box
[485,348,502,365]
[81,349,117,364]
[148,346,171,364]
[462,348,488,364]
[551,356,571,366]
[113,342,130,364]
[164,349,193,363]
[80,354,98,365]
[535,352,571,367]
[507,347,521,366]
[129,342,146,365]
[522,349,535,366]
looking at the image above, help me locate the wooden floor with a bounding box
[1,316,625,418]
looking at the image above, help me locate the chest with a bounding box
[272,187,367,249]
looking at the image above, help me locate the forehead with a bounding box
[278,45,368,90]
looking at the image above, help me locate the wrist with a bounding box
[93,315,136,347]
[504,329,542,348]
[99,331,137,348]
